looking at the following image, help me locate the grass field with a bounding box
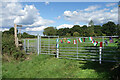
[2,54,116,78]
[2,37,119,78]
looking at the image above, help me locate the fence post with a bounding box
[56,37,59,58]
[48,36,50,54]
[27,39,29,51]
[40,35,41,54]
[99,42,102,64]
[37,34,40,55]
[24,39,26,53]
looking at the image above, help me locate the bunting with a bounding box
[73,40,77,44]
[60,40,63,43]
[105,40,108,46]
[89,37,93,41]
[92,39,95,44]
[67,39,71,43]
[56,39,59,43]
[78,38,83,43]
[83,38,85,42]
[109,37,114,43]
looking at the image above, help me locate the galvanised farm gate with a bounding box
[23,35,120,64]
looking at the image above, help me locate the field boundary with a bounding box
[23,35,120,64]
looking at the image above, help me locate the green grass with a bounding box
[6,37,118,78]
[2,54,115,78]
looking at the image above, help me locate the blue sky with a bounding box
[1,1,119,35]
[21,2,118,26]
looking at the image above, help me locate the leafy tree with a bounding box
[57,28,64,36]
[9,27,14,35]
[116,24,120,36]
[94,25,102,36]
[57,28,71,36]
[73,32,80,37]
[66,33,71,37]
[102,21,117,36]
[3,27,16,35]
[21,32,36,38]
[81,25,87,36]
[88,20,94,26]
[85,25,95,37]
[43,27,57,36]
[2,32,26,61]
[71,25,81,36]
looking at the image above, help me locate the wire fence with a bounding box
[23,35,120,64]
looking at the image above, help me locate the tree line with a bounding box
[43,21,120,37]
[2,27,36,38]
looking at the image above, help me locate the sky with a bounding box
[0,0,119,35]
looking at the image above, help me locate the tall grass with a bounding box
[2,54,114,78]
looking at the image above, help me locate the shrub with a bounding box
[2,33,26,61]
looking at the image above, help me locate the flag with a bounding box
[63,38,67,42]
[105,40,108,46]
[94,41,98,46]
[56,39,59,43]
[92,39,95,44]
[96,41,98,46]
[78,38,82,43]
[109,37,113,43]
[56,44,59,48]
[83,38,85,42]
[67,39,71,43]
[73,40,77,44]
[93,42,97,46]
[89,37,93,41]
[60,40,63,43]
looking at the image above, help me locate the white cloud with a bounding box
[84,5,100,11]
[106,3,117,7]
[14,5,54,26]
[56,24,74,29]
[1,2,54,28]
[63,6,118,25]
[0,28,9,32]
[25,26,47,31]
[110,7,118,12]
[56,16,61,19]
[45,1,49,5]
[1,2,23,27]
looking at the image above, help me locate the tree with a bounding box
[71,25,81,36]
[102,21,117,36]
[43,27,57,36]
[57,28,71,36]
[3,27,16,35]
[66,33,71,37]
[81,25,87,36]
[21,32,36,38]
[116,24,120,36]
[73,32,80,37]
[88,20,94,26]
[9,27,14,34]
[94,25,102,36]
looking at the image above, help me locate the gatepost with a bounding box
[99,42,102,64]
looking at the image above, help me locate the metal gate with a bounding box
[37,36,59,55]
[57,36,120,64]
[23,36,120,64]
